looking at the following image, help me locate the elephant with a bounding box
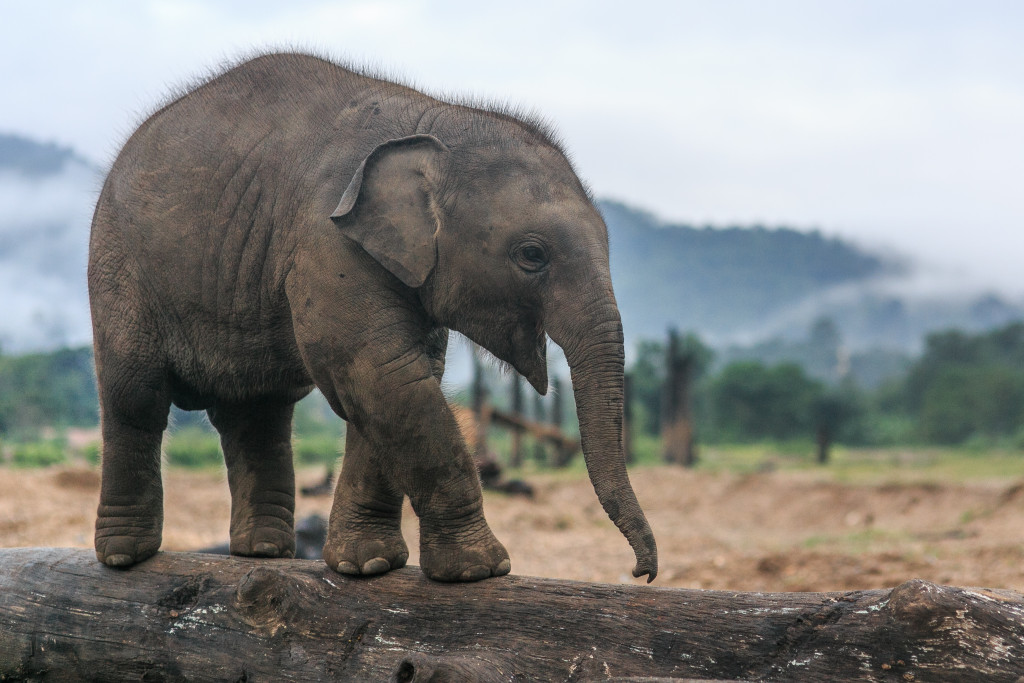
[88,52,658,582]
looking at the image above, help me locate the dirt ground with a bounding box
[3,463,1024,593]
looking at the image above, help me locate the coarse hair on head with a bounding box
[116,46,591,197]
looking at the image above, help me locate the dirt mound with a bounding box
[51,468,100,491]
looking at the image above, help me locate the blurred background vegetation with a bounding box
[0,346,344,469]
[2,320,1022,469]
[627,321,1024,453]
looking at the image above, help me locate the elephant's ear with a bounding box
[330,135,448,288]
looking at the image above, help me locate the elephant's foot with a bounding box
[324,509,409,576]
[418,516,511,582]
[325,530,409,576]
[94,503,162,568]
[229,501,296,559]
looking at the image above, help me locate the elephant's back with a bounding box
[92,53,435,245]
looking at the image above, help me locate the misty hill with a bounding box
[600,201,1024,354]
[1,133,1021,367]
[0,133,98,352]
[599,200,895,345]
[0,134,93,177]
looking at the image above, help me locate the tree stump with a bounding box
[2,548,1024,681]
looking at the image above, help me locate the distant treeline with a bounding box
[2,322,1023,450]
[629,322,1024,449]
[0,346,339,446]
[0,347,97,436]
[599,200,895,342]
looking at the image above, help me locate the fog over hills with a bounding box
[0,134,99,352]
[601,201,1024,352]
[1,133,1021,365]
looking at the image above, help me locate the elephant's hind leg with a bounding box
[323,427,409,575]
[208,400,296,558]
[94,360,169,568]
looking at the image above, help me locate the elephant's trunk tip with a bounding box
[629,528,658,583]
[634,562,658,584]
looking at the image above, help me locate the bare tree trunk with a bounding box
[509,375,523,468]
[816,426,831,465]
[662,331,697,468]
[471,354,491,458]
[532,392,547,466]
[550,376,575,468]
[2,548,1024,682]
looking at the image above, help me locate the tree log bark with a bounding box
[2,548,1023,682]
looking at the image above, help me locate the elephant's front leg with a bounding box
[412,444,513,582]
[403,391,510,581]
[323,427,409,575]
[328,353,509,582]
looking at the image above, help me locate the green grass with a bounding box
[4,420,1023,485]
[491,433,1024,485]
[683,443,1024,484]
[796,446,1024,483]
[162,429,344,469]
[801,528,913,552]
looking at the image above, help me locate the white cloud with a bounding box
[0,0,1022,312]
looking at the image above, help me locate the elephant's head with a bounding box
[330,133,658,582]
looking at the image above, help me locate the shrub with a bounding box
[294,435,342,465]
[82,442,101,466]
[11,440,66,467]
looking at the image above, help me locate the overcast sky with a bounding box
[3,0,1023,294]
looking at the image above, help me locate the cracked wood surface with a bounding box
[1,548,1023,681]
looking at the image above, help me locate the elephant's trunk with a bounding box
[549,297,658,582]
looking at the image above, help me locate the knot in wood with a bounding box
[235,565,302,634]
[886,579,947,628]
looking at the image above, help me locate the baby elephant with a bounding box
[89,53,657,582]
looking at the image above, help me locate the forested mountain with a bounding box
[599,201,1023,351]
[600,200,895,344]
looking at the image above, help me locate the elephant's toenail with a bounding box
[458,565,490,581]
[361,557,390,574]
[336,561,360,574]
[105,554,134,568]
[495,559,511,576]
[253,542,281,556]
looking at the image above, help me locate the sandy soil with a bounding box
[2,463,1023,592]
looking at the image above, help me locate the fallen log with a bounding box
[1,548,1023,682]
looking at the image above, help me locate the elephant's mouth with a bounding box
[510,319,548,394]
[458,314,548,395]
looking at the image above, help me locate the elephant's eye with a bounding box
[514,243,549,272]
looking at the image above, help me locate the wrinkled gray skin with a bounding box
[89,53,658,582]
